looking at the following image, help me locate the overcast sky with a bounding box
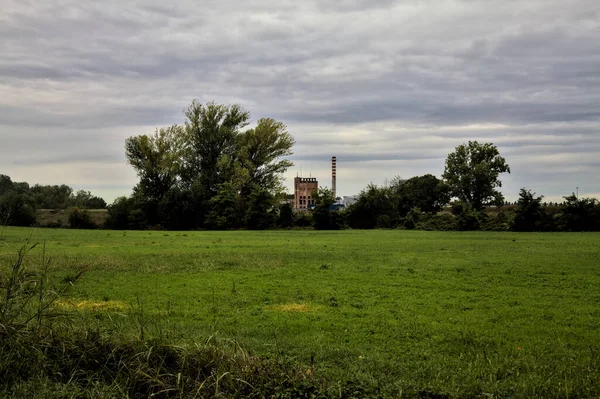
[1,0,598,202]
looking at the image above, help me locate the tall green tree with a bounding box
[184,101,251,195]
[125,125,187,202]
[442,141,510,211]
[237,118,295,196]
[123,100,295,230]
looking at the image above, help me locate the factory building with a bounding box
[293,156,341,211]
[294,177,318,210]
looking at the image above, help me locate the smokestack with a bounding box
[332,156,337,199]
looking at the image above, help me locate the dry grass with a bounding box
[54,299,127,311]
[266,303,321,313]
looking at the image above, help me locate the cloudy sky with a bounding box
[1,0,598,202]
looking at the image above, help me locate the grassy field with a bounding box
[1,227,599,397]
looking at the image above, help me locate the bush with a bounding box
[128,209,148,230]
[481,210,510,231]
[558,195,600,231]
[106,197,145,230]
[452,202,481,230]
[67,208,96,229]
[1,243,85,386]
[0,192,36,227]
[415,213,458,231]
[244,185,275,230]
[403,207,422,229]
[511,189,544,231]
[277,203,293,228]
[293,212,313,228]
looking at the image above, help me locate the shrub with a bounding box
[452,202,481,230]
[511,188,544,231]
[0,242,85,385]
[127,209,148,230]
[277,203,293,228]
[376,214,392,229]
[481,210,510,231]
[293,212,313,228]
[403,207,422,229]
[67,207,96,229]
[415,213,458,231]
[0,192,36,227]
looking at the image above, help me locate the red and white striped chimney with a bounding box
[331,156,337,199]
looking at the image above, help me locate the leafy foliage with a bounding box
[559,194,600,231]
[345,184,398,229]
[120,100,294,230]
[125,125,187,203]
[511,189,544,231]
[393,174,450,214]
[312,187,343,230]
[443,141,510,210]
[67,208,96,229]
[277,203,294,228]
[0,191,36,227]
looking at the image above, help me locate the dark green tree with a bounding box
[184,101,250,195]
[0,174,13,196]
[393,174,450,215]
[559,194,600,231]
[236,118,295,196]
[511,188,544,231]
[123,100,295,230]
[278,202,294,228]
[205,182,241,229]
[158,186,200,230]
[312,187,342,230]
[68,207,95,229]
[245,185,275,230]
[29,184,73,209]
[443,141,510,211]
[0,191,36,227]
[125,125,186,202]
[451,201,481,230]
[72,190,107,209]
[106,197,140,230]
[346,184,398,229]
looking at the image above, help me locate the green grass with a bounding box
[1,227,600,397]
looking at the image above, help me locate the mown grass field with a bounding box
[1,227,599,397]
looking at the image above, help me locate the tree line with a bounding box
[2,101,599,231]
[335,141,600,232]
[0,174,106,227]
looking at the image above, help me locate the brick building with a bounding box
[294,177,318,210]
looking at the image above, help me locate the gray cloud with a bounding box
[1,0,599,201]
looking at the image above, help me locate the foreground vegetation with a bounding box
[1,227,599,397]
